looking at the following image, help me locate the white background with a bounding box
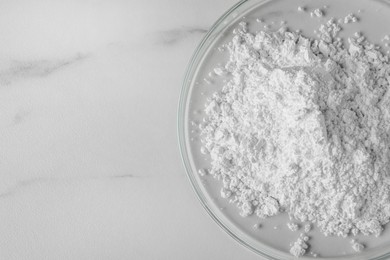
[0,0,259,259]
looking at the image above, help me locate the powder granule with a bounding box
[253,223,262,229]
[313,8,324,17]
[200,16,390,257]
[351,239,365,252]
[304,224,312,233]
[287,222,300,232]
[344,13,358,23]
[290,234,310,257]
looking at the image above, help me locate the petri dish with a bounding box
[178,0,390,259]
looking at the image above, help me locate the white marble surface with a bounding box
[0,0,259,259]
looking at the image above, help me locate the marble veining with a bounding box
[0,177,55,198]
[155,27,208,45]
[0,0,258,260]
[110,173,138,179]
[0,173,141,199]
[12,110,30,126]
[0,54,88,86]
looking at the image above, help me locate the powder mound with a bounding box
[200,23,390,239]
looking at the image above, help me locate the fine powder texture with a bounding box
[200,20,390,253]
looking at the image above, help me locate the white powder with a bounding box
[290,234,310,257]
[313,9,324,17]
[344,13,358,24]
[287,222,300,232]
[350,239,365,252]
[214,66,228,76]
[304,224,312,233]
[200,15,390,257]
[256,18,264,23]
[198,168,208,176]
[253,223,262,229]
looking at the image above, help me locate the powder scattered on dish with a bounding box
[198,6,390,257]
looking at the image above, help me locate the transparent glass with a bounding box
[178,0,390,259]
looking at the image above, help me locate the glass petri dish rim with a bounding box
[177,0,390,259]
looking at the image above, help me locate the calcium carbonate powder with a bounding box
[199,14,390,257]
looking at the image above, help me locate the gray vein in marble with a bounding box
[0,177,55,198]
[13,110,30,126]
[111,174,137,179]
[0,53,88,86]
[0,174,141,198]
[155,27,208,45]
